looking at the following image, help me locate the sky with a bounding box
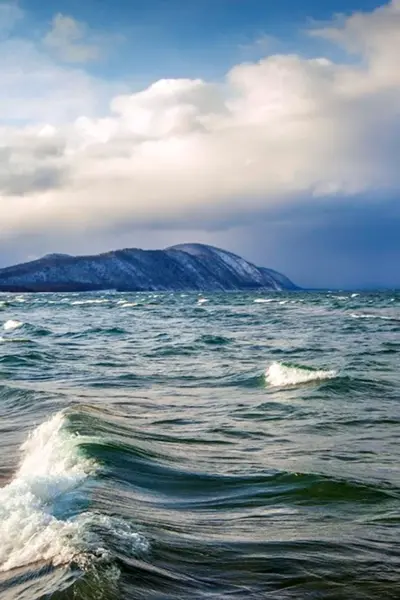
[0,0,399,289]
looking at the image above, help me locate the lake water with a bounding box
[0,291,399,599]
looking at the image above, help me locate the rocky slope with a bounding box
[0,243,298,292]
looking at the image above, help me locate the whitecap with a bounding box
[11,296,26,303]
[3,319,23,331]
[265,362,337,388]
[0,413,94,571]
[0,413,148,572]
[254,299,274,304]
[350,312,399,321]
[71,299,109,306]
[197,298,208,304]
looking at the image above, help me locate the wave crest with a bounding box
[0,413,148,573]
[3,320,23,331]
[265,362,337,388]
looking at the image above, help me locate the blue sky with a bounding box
[1,0,399,288]
[16,0,381,80]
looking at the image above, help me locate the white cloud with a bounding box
[0,39,109,123]
[43,13,101,63]
[1,1,400,241]
[311,0,400,87]
[0,1,23,34]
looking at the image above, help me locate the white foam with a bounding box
[71,299,109,306]
[3,319,23,331]
[0,413,95,572]
[0,413,148,573]
[197,298,208,304]
[120,302,138,308]
[351,293,360,298]
[350,312,399,322]
[265,362,337,388]
[254,298,274,304]
[78,514,150,557]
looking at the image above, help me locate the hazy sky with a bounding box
[0,0,399,288]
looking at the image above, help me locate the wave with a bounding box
[199,334,232,345]
[71,299,110,306]
[254,298,274,304]
[350,312,400,322]
[265,362,338,388]
[0,413,94,571]
[3,320,23,331]
[119,302,138,308]
[0,413,147,573]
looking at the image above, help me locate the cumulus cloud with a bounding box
[311,0,400,86]
[43,13,101,63]
[0,1,400,246]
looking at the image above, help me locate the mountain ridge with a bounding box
[0,243,298,292]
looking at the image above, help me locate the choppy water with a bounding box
[0,290,399,600]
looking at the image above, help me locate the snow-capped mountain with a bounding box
[0,244,298,292]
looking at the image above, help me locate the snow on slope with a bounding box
[0,244,298,292]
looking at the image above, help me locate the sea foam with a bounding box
[0,413,94,571]
[3,319,23,331]
[0,413,148,572]
[265,362,337,388]
[71,299,109,306]
[350,312,399,321]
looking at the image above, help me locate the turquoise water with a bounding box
[0,291,399,599]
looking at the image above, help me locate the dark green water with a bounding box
[0,291,399,599]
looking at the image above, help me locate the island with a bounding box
[0,243,298,292]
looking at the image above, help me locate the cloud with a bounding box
[238,33,280,60]
[43,13,101,63]
[0,14,124,126]
[0,40,109,123]
[310,0,400,87]
[0,1,23,34]
[0,1,399,259]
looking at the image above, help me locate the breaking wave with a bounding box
[3,320,23,331]
[71,299,110,306]
[265,361,338,388]
[350,312,400,322]
[0,413,148,573]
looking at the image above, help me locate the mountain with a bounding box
[0,243,298,292]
